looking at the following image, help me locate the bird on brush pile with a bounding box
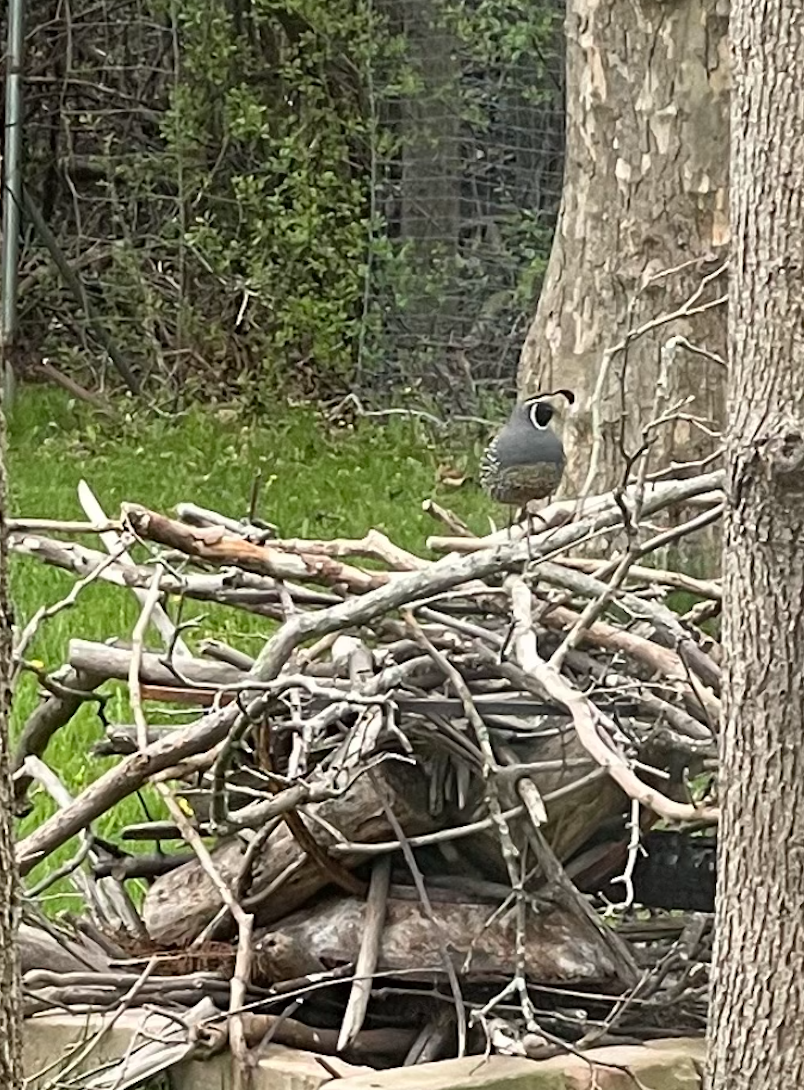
[480,389,575,545]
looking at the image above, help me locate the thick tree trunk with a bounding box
[706,10,804,1090]
[0,380,22,1079]
[519,0,729,493]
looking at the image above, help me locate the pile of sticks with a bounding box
[11,471,722,1083]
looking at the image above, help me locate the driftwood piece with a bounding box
[254,891,621,985]
[239,1012,417,1062]
[142,762,439,945]
[19,922,111,975]
[68,638,246,689]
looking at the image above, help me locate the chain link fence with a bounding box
[3,0,565,407]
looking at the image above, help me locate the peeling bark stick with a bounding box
[123,504,391,592]
[11,533,339,610]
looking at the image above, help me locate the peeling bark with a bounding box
[707,9,804,1090]
[520,0,729,492]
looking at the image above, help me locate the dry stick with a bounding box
[36,358,113,411]
[16,471,722,875]
[6,517,123,534]
[336,854,392,1052]
[506,577,719,824]
[605,798,643,912]
[421,498,475,538]
[71,639,246,690]
[13,666,102,780]
[78,480,192,658]
[11,532,339,611]
[123,503,390,592]
[128,566,254,1090]
[12,541,128,686]
[637,501,724,556]
[176,502,274,537]
[328,805,525,857]
[403,613,542,1028]
[493,743,639,986]
[19,755,142,935]
[268,529,425,571]
[426,475,723,555]
[554,556,721,600]
[425,489,630,554]
[370,771,468,1059]
[549,550,643,673]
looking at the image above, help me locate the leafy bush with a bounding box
[19,0,562,404]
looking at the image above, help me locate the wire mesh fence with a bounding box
[3,0,566,407]
[361,0,565,404]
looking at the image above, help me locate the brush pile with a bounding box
[11,470,722,1085]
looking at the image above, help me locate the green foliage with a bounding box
[156,0,377,394]
[23,0,561,403]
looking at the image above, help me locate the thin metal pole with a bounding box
[1,0,25,361]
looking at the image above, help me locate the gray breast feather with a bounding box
[480,419,565,505]
[493,422,564,467]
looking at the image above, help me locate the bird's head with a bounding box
[516,388,575,432]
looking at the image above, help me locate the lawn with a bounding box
[9,387,499,910]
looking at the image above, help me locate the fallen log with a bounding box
[142,761,441,945]
[254,890,621,985]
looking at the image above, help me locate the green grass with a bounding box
[9,387,499,911]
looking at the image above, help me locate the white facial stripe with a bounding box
[528,401,550,430]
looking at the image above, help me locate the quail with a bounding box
[480,389,575,536]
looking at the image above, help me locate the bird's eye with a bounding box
[529,402,553,429]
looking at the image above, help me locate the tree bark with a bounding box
[706,10,804,1090]
[0,379,22,1079]
[519,0,729,493]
